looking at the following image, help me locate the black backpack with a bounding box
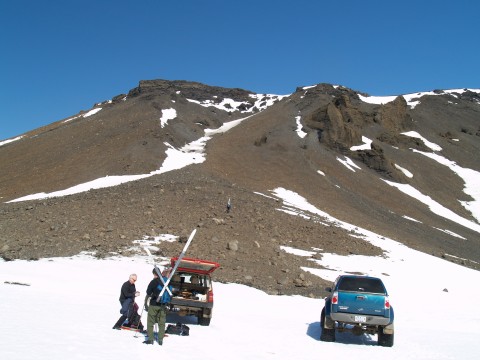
[126,302,143,329]
[166,323,190,336]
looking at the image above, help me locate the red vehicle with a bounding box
[167,257,220,326]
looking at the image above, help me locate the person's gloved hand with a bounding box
[144,294,150,312]
[135,291,140,297]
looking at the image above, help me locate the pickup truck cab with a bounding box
[321,275,394,347]
[167,257,220,326]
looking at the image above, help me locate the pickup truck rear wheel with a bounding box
[378,327,394,347]
[198,317,211,326]
[198,311,211,326]
[320,308,336,342]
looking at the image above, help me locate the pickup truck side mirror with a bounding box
[325,287,332,292]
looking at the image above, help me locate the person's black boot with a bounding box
[112,315,127,330]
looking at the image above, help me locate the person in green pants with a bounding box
[143,268,171,345]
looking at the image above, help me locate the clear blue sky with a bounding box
[1,0,479,140]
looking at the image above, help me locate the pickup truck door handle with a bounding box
[356,295,366,300]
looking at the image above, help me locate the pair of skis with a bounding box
[144,228,197,301]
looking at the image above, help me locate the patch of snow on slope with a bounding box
[383,180,480,234]
[0,135,23,146]
[410,149,480,223]
[154,140,207,173]
[401,131,442,151]
[394,164,413,178]
[205,115,252,135]
[187,94,287,113]
[63,114,81,123]
[434,227,466,239]
[391,130,480,223]
[8,174,151,202]
[295,116,307,138]
[357,94,397,105]
[160,108,177,128]
[359,88,480,109]
[280,246,316,257]
[337,156,361,172]
[403,215,421,222]
[186,97,249,112]
[64,107,103,123]
[83,108,102,117]
[350,136,372,151]
[247,94,288,112]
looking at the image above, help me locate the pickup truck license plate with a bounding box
[354,315,367,322]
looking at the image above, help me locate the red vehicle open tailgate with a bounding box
[171,257,220,275]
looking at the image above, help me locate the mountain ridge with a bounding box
[1,79,479,296]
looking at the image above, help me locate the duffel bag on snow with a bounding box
[166,323,190,336]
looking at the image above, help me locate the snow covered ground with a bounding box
[1,238,479,360]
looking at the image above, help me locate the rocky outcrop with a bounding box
[128,79,255,104]
[304,93,409,181]
[305,96,364,151]
[375,96,412,133]
[352,143,407,182]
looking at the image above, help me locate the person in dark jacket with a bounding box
[113,273,140,330]
[143,268,172,345]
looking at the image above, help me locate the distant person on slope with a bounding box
[143,268,172,345]
[113,273,140,330]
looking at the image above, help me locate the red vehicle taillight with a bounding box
[332,291,338,305]
[207,290,214,303]
[385,297,390,309]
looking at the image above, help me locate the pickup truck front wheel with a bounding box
[320,308,336,342]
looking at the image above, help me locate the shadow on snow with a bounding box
[307,322,377,346]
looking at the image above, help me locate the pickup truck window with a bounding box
[338,277,386,294]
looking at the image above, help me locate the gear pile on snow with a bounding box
[166,323,190,336]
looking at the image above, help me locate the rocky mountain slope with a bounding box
[1,80,479,296]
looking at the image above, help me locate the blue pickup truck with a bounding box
[320,275,394,347]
